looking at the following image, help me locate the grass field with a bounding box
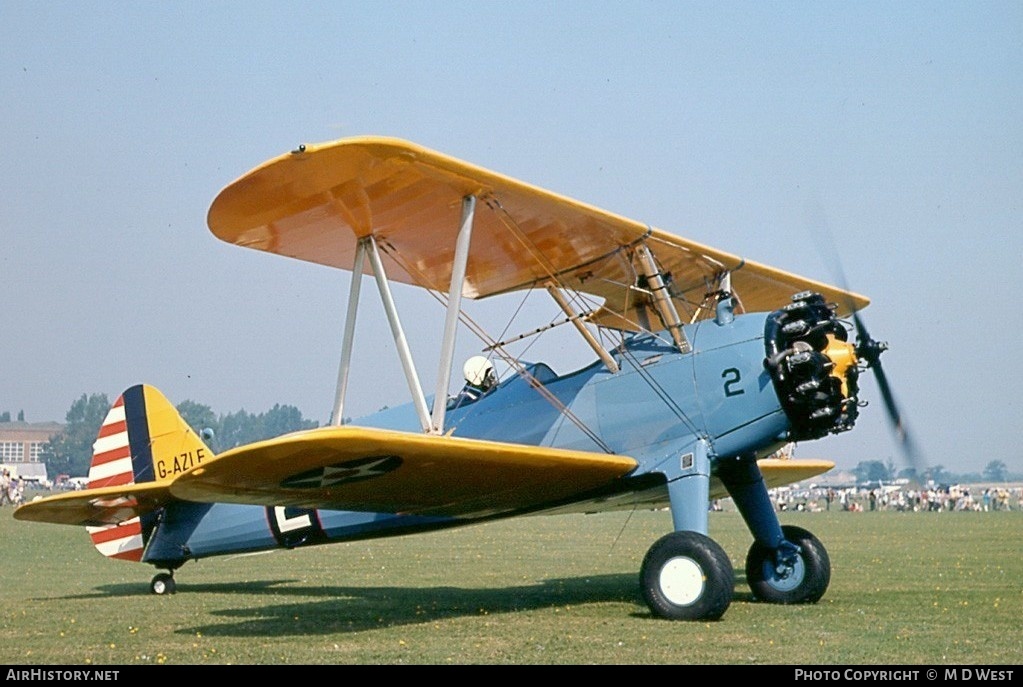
[1,502,1020,665]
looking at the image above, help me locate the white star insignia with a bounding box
[281,455,401,489]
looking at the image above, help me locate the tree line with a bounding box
[39,392,320,478]
[13,396,1021,485]
[851,458,1014,486]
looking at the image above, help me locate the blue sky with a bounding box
[2,1,1020,474]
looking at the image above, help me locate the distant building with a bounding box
[0,421,63,483]
[808,469,859,489]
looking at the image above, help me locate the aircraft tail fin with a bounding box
[88,384,212,489]
[86,384,213,561]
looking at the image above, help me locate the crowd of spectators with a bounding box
[0,469,25,507]
[768,483,1022,513]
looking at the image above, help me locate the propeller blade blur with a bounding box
[811,213,925,477]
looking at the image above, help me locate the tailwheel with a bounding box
[640,530,734,621]
[745,525,830,604]
[150,571,176,595]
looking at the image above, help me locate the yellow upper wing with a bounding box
[171,425,638,518]
[207,136,869,330]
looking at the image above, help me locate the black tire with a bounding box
[745,525,830,604]
[150,572,176,595]
[640,530,734,621]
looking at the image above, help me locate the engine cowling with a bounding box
[764,291,861,441]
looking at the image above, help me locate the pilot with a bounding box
[449,355,497,408]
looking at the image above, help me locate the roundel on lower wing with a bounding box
[279,455,403,489]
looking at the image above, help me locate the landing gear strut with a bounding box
[718,455,832,608]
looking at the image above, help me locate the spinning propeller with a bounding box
[847,308,926,477]
[813,216,926,478]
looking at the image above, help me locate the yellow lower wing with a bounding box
[171,425,639,518]
[15,435,831,526]
[752,458,835,493]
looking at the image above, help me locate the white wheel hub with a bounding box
[658,556,705,606]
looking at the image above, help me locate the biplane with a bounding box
[16,136,909,621]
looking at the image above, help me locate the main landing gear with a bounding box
[639,525,830,620]
[640,454,831,621]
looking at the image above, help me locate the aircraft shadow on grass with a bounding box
[47,572,755,636]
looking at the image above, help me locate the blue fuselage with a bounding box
[141,311,792,567]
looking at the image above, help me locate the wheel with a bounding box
[150,572,176,595]
[745,525,830,604]
[640,530,734,621]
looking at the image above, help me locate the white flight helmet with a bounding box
[463,355,495,388]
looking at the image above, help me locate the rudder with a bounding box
[87,384,213,562]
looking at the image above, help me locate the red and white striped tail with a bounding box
[86,393,145,562]
[88,518,144,562]
[88,395,135,489]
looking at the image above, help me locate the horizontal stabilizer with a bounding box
[14,482,174,527]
